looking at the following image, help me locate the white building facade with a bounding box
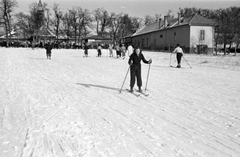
[131,14,215,54]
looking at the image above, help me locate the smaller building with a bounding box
[82,35,113,49]
[131,13,216,54]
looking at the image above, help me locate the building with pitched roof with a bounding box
[131,13,216,54]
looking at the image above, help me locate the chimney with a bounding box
[164,16,168,28]
[178,13,181,25]
[159,18,162,29]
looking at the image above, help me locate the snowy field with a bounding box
[0,47,240,157]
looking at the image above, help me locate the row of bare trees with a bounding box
[0,0,240,52]
[13,1,143,46]
[0,0,143,46]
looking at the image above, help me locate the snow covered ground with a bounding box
[0,47,240,157]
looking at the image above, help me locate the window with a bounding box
[160,35,163,38]
[174,32,176,41]
[200,30,205,40]
[154,39,156,45]
[142,38,144,47]
[147,38,148,46]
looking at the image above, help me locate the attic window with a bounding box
[160,35,163,38]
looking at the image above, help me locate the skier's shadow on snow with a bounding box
[29,58,47,60]
[76,83,120,92]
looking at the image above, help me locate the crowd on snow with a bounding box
[83,43,134,59]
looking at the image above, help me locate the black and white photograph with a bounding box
[0,0,240,156]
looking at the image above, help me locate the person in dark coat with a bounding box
[128,47,152,92]
[45,41,53,60]
[84,42,89,57]
[97,44,102,57]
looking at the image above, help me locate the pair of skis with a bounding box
[126,89,149,97]
[119,60,152,97]
[169,53,192,68]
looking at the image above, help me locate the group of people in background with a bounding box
[83,42,134,59]
[114,44,127,59]
[45,40,183,70]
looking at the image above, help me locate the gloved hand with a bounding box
[148,59,152,64]
[129,61,133,65]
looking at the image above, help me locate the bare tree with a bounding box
[69,7,79,45]
[0,0,17,46]
[77,7,83,44]
[144,15,155,25]
[15,12,30,39]
[92,8,101,35]
[81,9,93,37]
[227,7,240,55]
[131,17,143,30]
[53,3,62,44]
[109,12,125,44]
[77,7,92,44]
[62,12,71,44]
[144,13,161,26]
[99,9,110,36]
[92,8,110,36]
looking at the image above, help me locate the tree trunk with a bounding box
[74,26,77,46]
[4,24,9,47]
[96,21,99,35]
[229,41,232,54]
[234,45,237,56]
[223,35,227,55]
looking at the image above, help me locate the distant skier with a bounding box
[108,44,113,57]
[97,44,102,57]
[172,44,184,68]
[45,41,53,60]
[121,44,126,59]
[84,42,89,57]
[115,44,121,58]
[128,47,152,93]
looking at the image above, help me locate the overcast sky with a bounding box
[15,0,240,18]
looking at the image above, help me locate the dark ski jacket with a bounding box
[84,44,89,50]
[128,52,149,67]
[45,43,53,53]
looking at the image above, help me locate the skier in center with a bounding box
[128,47,152,93]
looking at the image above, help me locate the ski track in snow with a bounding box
[0,48,240,157]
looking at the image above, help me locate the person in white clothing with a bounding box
[108,44,113,57]
[172,44,184,68]
[127,44,133,57]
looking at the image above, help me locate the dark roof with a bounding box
[132,14,216,37]
[189,14,216,26]
[34,26,55,38]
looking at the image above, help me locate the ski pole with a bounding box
[183,56,192,68]
[119,65,130,93]
[169,52,173,67]
[145,61,151,91]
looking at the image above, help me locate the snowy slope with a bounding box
[0,48,240,157]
